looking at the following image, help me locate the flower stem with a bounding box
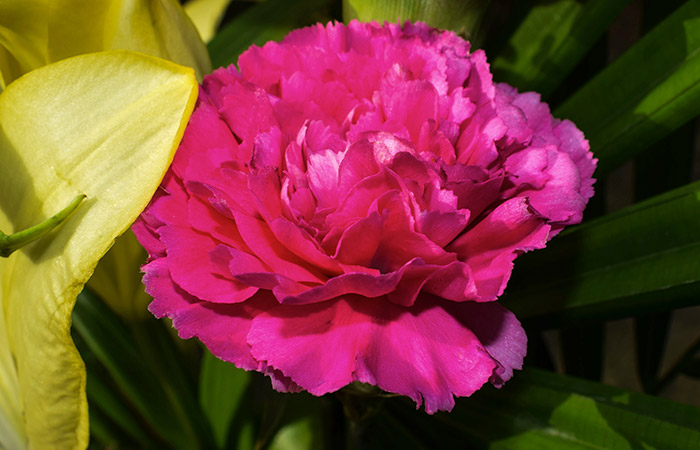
[0,194,86,257]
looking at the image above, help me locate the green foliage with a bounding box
[503,180,700,326]
[556,0,700,175]
[490,0,629,97]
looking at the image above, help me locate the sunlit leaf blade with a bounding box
[266,394,327,450]
[73,290,205,450]
[199,349,251,449]
[502,180,700,327]
[0,0,211,85]
[207,0,334,68]
[342,0,491,41]
[378,368,700,449]
[0,50,197,449]
[555,0,700,176]
[490,0,629,97]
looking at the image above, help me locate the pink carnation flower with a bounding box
[134,20,596,413]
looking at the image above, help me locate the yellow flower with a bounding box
[0,48,197,450]
[0,1,207,448]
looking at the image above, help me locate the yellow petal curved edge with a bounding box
[0,0,211,86]
[0,50,197,449]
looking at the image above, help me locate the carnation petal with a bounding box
[444,301,527,387]
[144,258,274,370]
[247,296,498,413]
[449,197,551,300]
[159,226,258,303]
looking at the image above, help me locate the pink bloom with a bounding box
[134,21,596,413]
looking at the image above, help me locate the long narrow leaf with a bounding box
[198,349,251,449]
[342,0,491,42]
[490,0,629,97]
[555,0,700,175]
[72,290,205,450]
[502,180,700,327]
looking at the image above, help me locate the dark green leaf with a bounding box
[198,349,251,449]
[267,394,326,450]
[453,368,700,449]
[555,0,700,176]
[73,290,206,450]
[378,369,700,449]
[502,180,700,327]
[86,404,136,449]
[207,0,335,69]
[490,0,629,97]
[85,368,160,447]
[130,319,216,449]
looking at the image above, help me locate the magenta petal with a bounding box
[268,217,341,274]
[144,258,268,370]
[417,209,470,247]
[247,296,497,413]
[232,211,326,284]
[423,261,479,302]
[444,301,526,386]
[159,226,259,303]
[337,140,381,193]
[171,98,241,181]
[449,198,551,300]
[334,212,383,266]
[381,77,439,143]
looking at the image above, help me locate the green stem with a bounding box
[0,194,86,257]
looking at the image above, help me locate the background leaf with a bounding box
[342,0,491,42]
[368,368,700,449]
[73,289,214,450]
[490,0,629,97]
[198,349,251,449]
[555,0,700,175]
[503,180,700,327]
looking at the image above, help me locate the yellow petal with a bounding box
[184,0,234,43]
[102,0,212,80]
[0,50,197,449]
[0,0,211,85]
[0,257,24,450]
